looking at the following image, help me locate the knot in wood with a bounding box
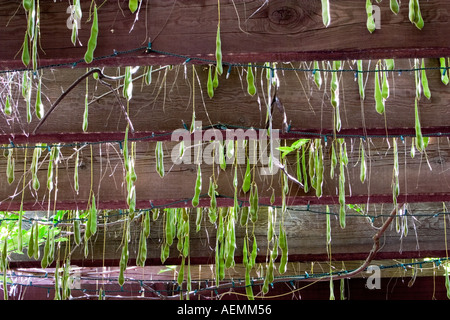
[270,6,299,25]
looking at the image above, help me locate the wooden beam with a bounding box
[2,1,450,70]
[1,58,450,140]
[8,202,450,268]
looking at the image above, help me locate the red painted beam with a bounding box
[3,126,450,146]
[2,194,450,212]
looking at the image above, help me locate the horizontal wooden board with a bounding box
[2,1,450,70]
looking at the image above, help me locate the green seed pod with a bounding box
[313,61,322,89]
[22,31,30,66]
[129,0,138,13]
[249,236,257,269]
[360,139,367,183]
[321,0,330,27]
[382,72,389,101]
[6,149,14,185]
[441,58,449,85]
[27,222,35,258]
[35,76,44,119]
[366,0,376,33]
[73,212,81,246]
[421,59,431,100]
[191,164,202,207]
[415,99,424,152]
[215,25,223,75]
[156,141,165,178]
[90,195,97,236]
[240,206,249,227]
[74,149,79,194]
[84,5,98,64]
[33,219,39,260]
[207,65,214,99]
[326,205,331,245]
[213,67,219,89]
[390,0,400,14]
[374,63,385,114]
[242,158,251,193]
[247,64,256,96]
[249,182,258,223]
[41,229,50,268]
[4,95,12,116]
[242,238,248,267]
[22,0,32,10]
[143,211,151,238]
[195,208,202,232]
[302,144,309,193]
[145,66,153,85]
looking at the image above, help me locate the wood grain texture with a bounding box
[2,0,450,70]
[8,202,450,267]
[1,59,450,140]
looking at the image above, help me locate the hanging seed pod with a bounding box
[155,141,164,178]
[22,31,30,66]
[27,221,35,258]
[35,75,44,119]
[440,58,449,85]
[321,0,330,27]
[73,211,81,246]
[338,140,346,229]
[421,59,431,100]
[313,61,322,89]
[242,158,251,193]
[267,207,274,242]
[357,60,365,100]
[89,195,97,236]
[330,141,337,178]
[315,140,324,198]
[360,139,367,183]
[366,0,376,33]
[41,229,51,268]
[4,95,12,116]
[278,225,288,274]
[247,64,256,96]
[219,141,226,171]
[249,181,258,223]
[308,143,316,190]
[208,177,217,222]
[31,146,42,191]
[129,0,138,13]
[192,164,202,207]
[207,65,214,99]
[1,237,7,271]
[6,149,14,185]
[84,5,98,64]
[54,261,61,300]
[145,66,153,85]
[33,219,39,260]
[215,23,223,75]
[82,88,89,132]
[74,148,79,194]
[382,72,390,101]
[445,267,450,299]
[330,61,340,108]
[374,63,385,114]
[240,206,249,227]
[390,0,400,14]
[195,207,202,232]
[326,205,331,245]
[143,211,151,238]
[414,99,424,152]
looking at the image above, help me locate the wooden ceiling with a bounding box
[1,0,450,300]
